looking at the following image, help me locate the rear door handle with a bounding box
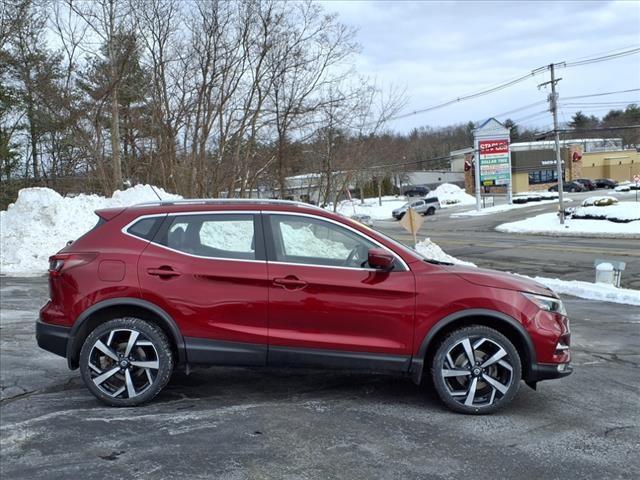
[273,276,307,290]
[147,267,181,278]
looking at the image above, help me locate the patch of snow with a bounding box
[451,198,571,218]
[571,202,640,222]
[528,276,640,306]
[331,196,407,221]
[496,207,640,238]
[0,185,181,276]
[427,183,475,208]
[614,185,631,192]
[414,238,476,266]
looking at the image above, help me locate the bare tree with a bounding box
[66,0,135,190]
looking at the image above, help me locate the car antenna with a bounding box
[150,185,162,201]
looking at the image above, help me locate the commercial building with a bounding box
[452,135,639,194]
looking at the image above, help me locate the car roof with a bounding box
[121,198,328,216]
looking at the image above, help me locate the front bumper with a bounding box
[527,362,573,382]
[36,319,70,359]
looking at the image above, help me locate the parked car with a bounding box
[548,181,586,193]
[37,199,571,414]
[403,186,430,197]
[574,179,597,191]
[392,197,440,219]
[594,178,618,189]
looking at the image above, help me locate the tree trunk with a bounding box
[110,85,122,191]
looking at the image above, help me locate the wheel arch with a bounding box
[410,309,536,384]
[66,298,186,369]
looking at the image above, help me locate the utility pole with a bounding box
[538,63,566,224]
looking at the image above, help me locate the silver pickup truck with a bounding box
[392,197,440,220]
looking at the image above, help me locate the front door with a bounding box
[264,213,416,371]
[137,211,268,366]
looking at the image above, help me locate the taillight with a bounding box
[48,253,97,276]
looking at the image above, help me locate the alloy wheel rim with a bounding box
[88,328,160,399]
[441,336,513,408]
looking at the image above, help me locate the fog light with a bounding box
[557,364,566,372]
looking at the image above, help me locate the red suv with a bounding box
[37,199,571,414]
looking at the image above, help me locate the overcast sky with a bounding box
[320,0,640,133]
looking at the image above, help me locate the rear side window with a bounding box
[127,217,163,240]
[157,214,261,261]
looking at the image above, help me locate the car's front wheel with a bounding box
[79,317,174,407]
[430,325,521,414]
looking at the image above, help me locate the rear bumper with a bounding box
[527,362,573,382]
[36,319,70,359]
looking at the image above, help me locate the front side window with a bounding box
[268,215,378,268]
[158,214,257,260]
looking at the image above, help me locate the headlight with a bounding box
[522,292,567,316]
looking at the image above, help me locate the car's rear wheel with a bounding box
[426,207,436,216]
[430,325,521,414]
[79,317,174,407]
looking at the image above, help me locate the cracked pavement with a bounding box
[1,276,639,479]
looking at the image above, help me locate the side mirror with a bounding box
[368,248,395,271]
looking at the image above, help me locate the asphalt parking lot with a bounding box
[1,276,639,479]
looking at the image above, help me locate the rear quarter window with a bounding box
[127,217,163,240]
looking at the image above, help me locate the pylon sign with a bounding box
[478,139,510,186]
[473,118,513,209]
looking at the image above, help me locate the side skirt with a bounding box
[184,337,411,373]
[268,345,411,373]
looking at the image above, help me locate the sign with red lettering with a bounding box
[478,139,510,186]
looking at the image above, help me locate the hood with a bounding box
[442,264,557,297]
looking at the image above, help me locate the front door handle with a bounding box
[273,276,307,290]
[147,266,181,278]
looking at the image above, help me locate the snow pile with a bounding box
[496,208,640,238]
[199,219,254,252]
[0,186,181,276]
[571,202,639,222]
[528,276,640,306]
[427,183,475,207]
[414,238,476,266]
[280,222,351,258]
[331,196,407,221]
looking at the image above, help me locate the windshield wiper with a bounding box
[422,258,453,266]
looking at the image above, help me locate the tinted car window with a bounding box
[159,214,257,260]
[268,215,377,268]
[127,217,163,240]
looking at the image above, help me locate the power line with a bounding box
[563,88,640,100]
[384,48,640,126]
[563,47,640,67]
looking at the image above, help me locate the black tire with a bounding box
[396,213,405,220]
[430,325,521,415]
[79,317,174,407]
[426,207,436,216]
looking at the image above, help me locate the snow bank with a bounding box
[528,276,640,306]
[414,238,476,266]
[496,209,640,238]
[331,196,406,221]
[427,183,475,207]
[571,202,639,222]
[0,186,181,276]
[451,198,570,218]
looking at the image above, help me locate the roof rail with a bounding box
[133,198,323,209]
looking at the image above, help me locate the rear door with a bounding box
[264,213,416,370]
[136,211,269,366]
